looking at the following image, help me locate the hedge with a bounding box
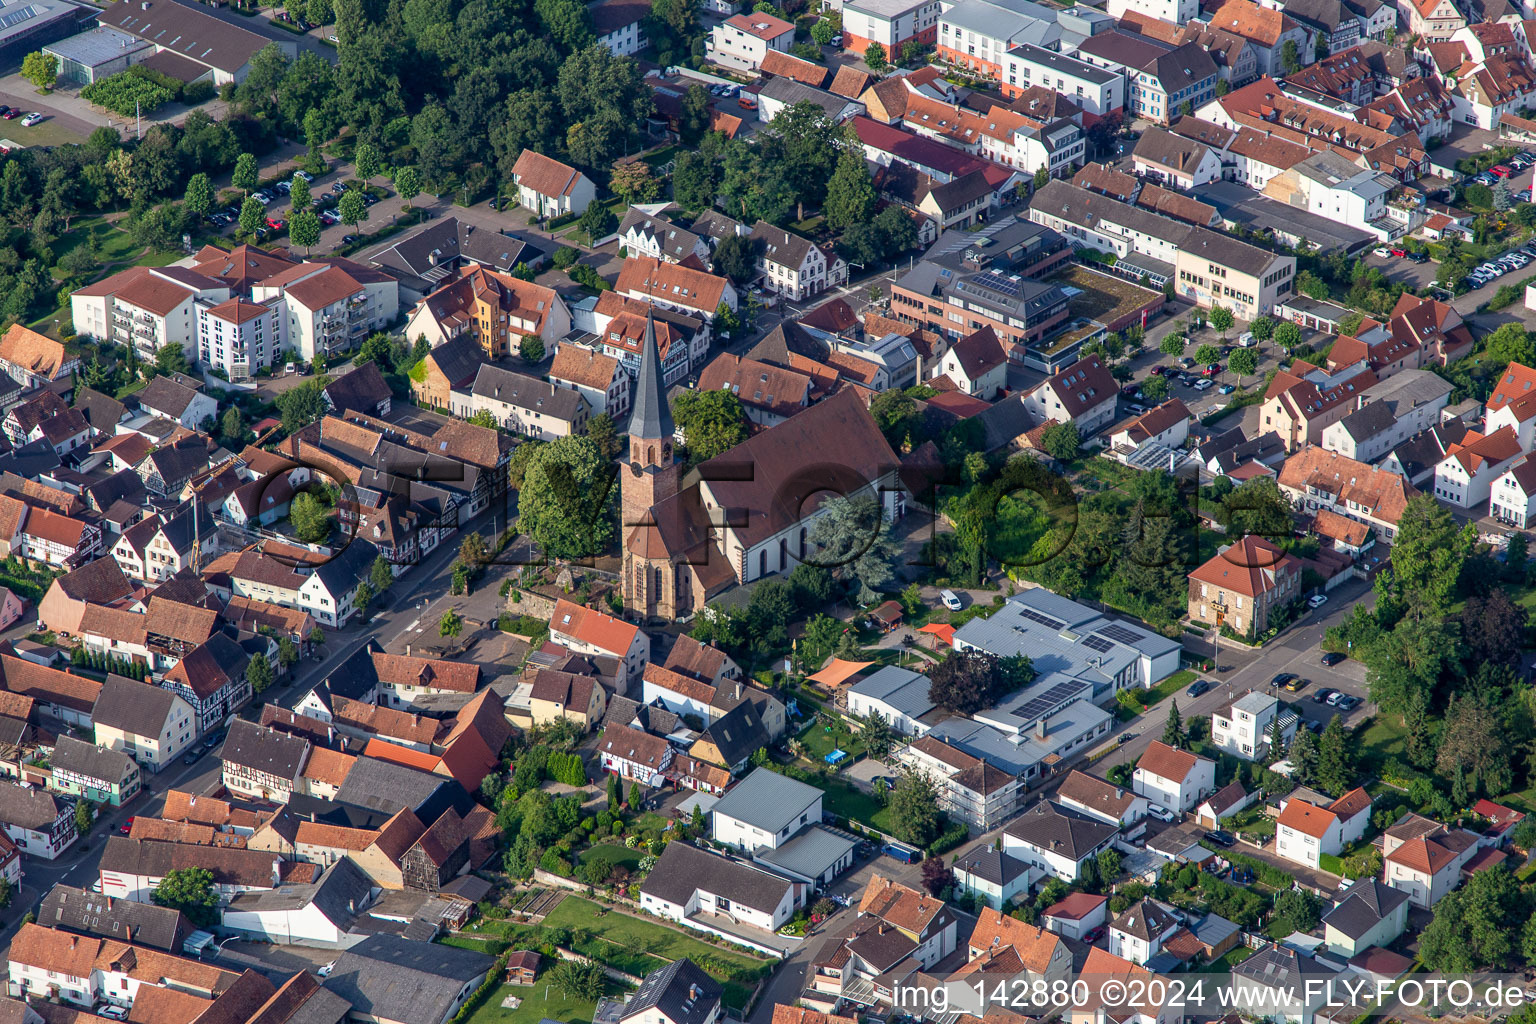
[1203,845,1293,888]
[926,821,969,857]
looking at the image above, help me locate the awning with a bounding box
[916,623,956,646]
[807,658,873,687]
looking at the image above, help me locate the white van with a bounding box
[1237,332,1256,347]
[940,589,963,611]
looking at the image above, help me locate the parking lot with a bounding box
[202,168,393,250]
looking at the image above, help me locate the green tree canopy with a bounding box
[152,867,220,927]
[672,388,749,465]
[516,435,616,558]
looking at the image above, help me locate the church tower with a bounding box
[621,311,684,622]
[621,311,680,527]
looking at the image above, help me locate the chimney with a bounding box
[405,644,411,656]
[272,858,282,885]
[1036,718,1048,741]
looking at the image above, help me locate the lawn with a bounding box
[796,717,866,764]
[465,897,768,1008]
[816,776,895,833]
[462,981,621,1024]
[1200,946,1257,972]
[1139,670,1196,708]
[578,842,645,872]
[1356,714,1409,776]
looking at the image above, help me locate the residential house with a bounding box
[897,734,1025,830]
[708,12,795,72]
[1206,0,1312,76]
[696,354,812,428]
[49,736,141,807]
[159,632,252,735]
[1490,457,1536,528]
[322,936,495,1024]
[1133,741,1215,813]
[591,0,649,55]
[618,208,712,265]
[1275,788,1372,868]
[1130,45,1220,125]
[1109,400,1193,457]
[615,257,739,320]
[845,665,937,737]
[1230,944,1341,1024]
[1188,535,1302,640]
[857,874,958,968]
[951,844,1036,909]
[549,344,630,418]
[711,767,824,851]
[510,151,596,219]
[70,265,229,360]
[1023,354,1119,435]
[36,885,192,953]
[639,840,801,934]
[0,781,76,858]
[1381,814,1480,908]
[5,921,244,1010]
[1322,877,1410,956]
[0,325,79,391]
[1056,769,1149,827]
[938,326,1008,399]
[549,598,650,686]
[465,364,589,441]
[1000,801,1119,881]
[958,908,1070,993]
[1108,900,1181,965]
[1041,892,1110,940]
[598,723,674,785]
[405,266,570,359]
[1319,369,1452,463]
[1277,445,1418,541]
[135,374,218,431]
[1261,363,1379,452]
[749,221,846,302]
[220,720,310,803]
[525,668,607,729]
[1431,426,1523,509]
[1455,55,1536,129]
[1211,689,1298,761]
[618,960,724,1024]
[842,0,941,59]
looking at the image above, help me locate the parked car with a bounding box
[1321,651,1345,667]
[1390,247,1407,258]
[319,210,341,225]
[1372,246,1392,257]
[19,113,43,127]
[318,961,337,978]
[1407,250,1429,263]
[182,745,207,765]
[1326,691,1346,707]
[117,817,135,835]
[1177,357,1195,368]
[1311,688,1336,704]
[0,106,12,119]
[98,1006,129,1020]
[1,109,19,120]
[1337,695,1362,711]
[1307,593,1329,609]
[1192,379,1215,391]
[1187,678,1211,698]
[295,170,314,182]
[1493,164,1514,177]
[939,589,963,611]
[1082,925,1106,943]
[1205,829,1237,847]
[341,233,360,245]
[1203,363,1222,375]
[1284,676,1309,693]
[265,217,286,231]
[275,180,292,194]
[1148,804,1176,823]
[1218,384,1236,394]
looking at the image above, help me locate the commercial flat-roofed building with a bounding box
[98,0,296,85]
[44,26,151,84]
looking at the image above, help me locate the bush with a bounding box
[83,68,175,116]
[925,821,969,856]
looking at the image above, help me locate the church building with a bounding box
[620,314,907,623]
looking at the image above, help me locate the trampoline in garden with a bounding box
[825,749,847,765]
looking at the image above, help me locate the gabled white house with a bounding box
[1275,788,1372,869]
[1133,741,1215,813]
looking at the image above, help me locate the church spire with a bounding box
[631,309,673,442]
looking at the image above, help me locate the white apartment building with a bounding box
[1003,43,1124,119]
[1105,0,1197,24]
[842,0,941,57]
[1432,426,1523,509]
[1211,690,1297,761]
[1490,458,1536,528]
[250,261,400,362]
[71,265,230,359]
[750,221,845,301]
[197,297,281,381]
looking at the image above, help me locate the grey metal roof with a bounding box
[43,26,152,66]
[1193,912,1240,949]
[924,717,1037,776]
[630,311,674,445]
[1336,401,1397,444]
[849,665,936,720]
[226,857,374,930]
[335,756,456,816]
[710,766,822,835]
[757,77,856,120]
[1010,42,1117,83]
[641,840,794,915]
[325,935,495,1024]
[754,824,856,882]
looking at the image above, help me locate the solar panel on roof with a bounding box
[1081,634,1115,654]
[1015,607,1065,630]
[1097,623,1145,645]
[1013,680,1087,723]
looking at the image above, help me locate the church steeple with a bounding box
[631,310,673,444]
[621,309,680,530]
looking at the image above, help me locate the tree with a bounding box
[587,412,621,460]
[611,161,661,205]
[1391,495,1474,620]
[289,173,311,213]
[629,781,642,808]
[276,379,325,434]
[155,343,189,377]
[920,856,953,897]
[1314,715,1355,796]
[517,436,616,558]
[808,494,902,605]
[1437,689,1515,798]
[888,771,941,846]
[1280,38,1301,74]
[233,152,259,194]
[289,209,321,253]
[1039,421,1080,462]
[548,960,605,1000]
[220,406,246,447]
[247,652,274,694]
[1418,866,1527,971]
[1273,321,1301,350]
[20,51,58,91]
[75,799,94,835]
[1228,347,1258,380]
[460,532,490,568]
[812,17,836,45]
[863,711,893,759]
[607,773,621,809]
[927,650,1022,715]
[239,196,265,236]
[713,234,759,283]
[355,141,382,181]
[1142,375,1169,400]
[1159,334,1185,356]
[1193,343,1222,366]
[520,334,546,364]
[289,491,332,543]
[672,388,749,465]
[439,609,464,638]
[864,41,887,69]
[184,172,214,217]
[277,636,299,673]
[1272,889,1322,933]
[152,868,220,927]
[1163,700,1185,748]
[338,189,367,228]
[825,134,876,230]
[679,84,713,143]
[578,202,617,244]
[394,165,421,207]
[370,555,394,594]
[1250,315,1275,341]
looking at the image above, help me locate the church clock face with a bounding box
[629,461,643,477]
